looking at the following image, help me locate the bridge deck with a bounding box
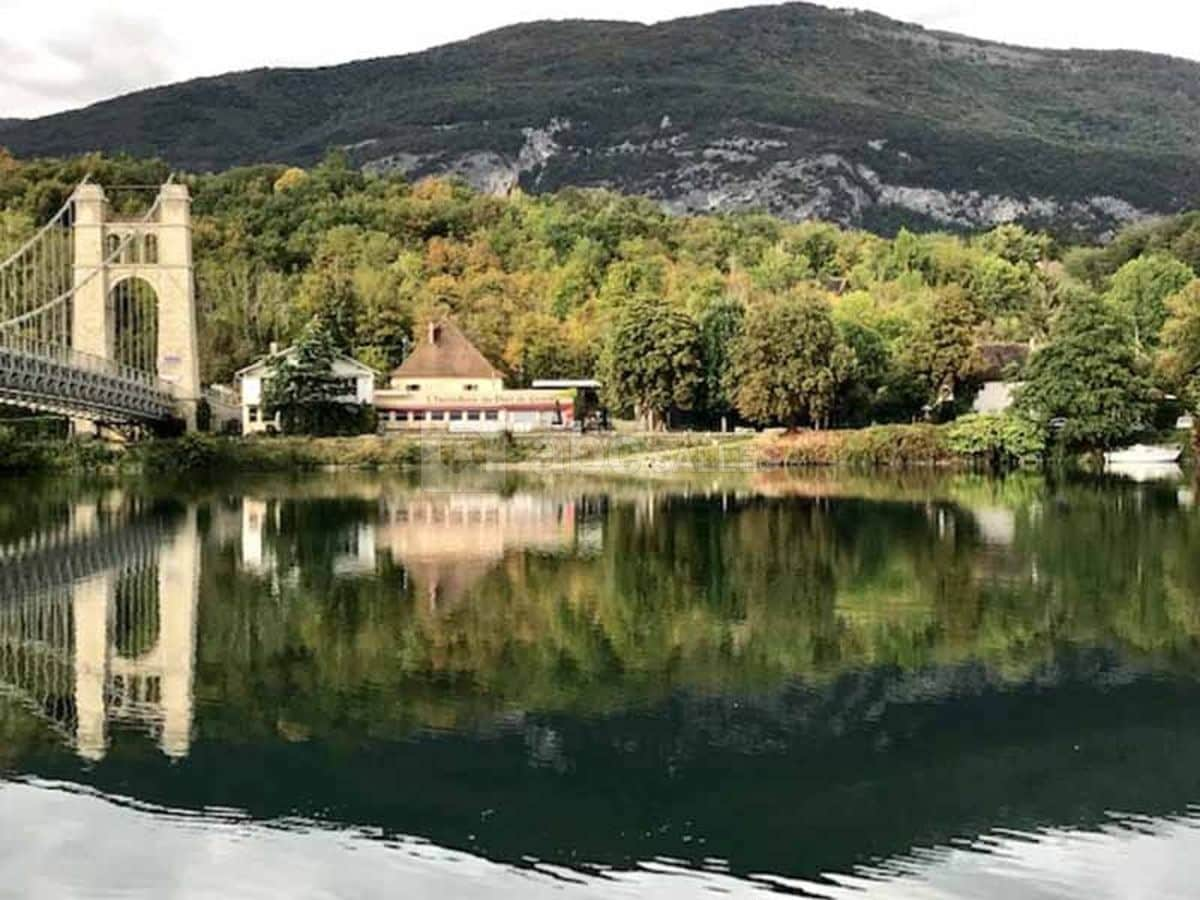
[0,343,176,423]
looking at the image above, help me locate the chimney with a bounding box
[428,321,440,344]
[269,341,279,356]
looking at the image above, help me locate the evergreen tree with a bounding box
[264,319,372,436]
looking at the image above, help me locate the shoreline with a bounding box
[0,424,1194,476]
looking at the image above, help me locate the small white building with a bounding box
[971,342,1031,415]
[236,345,377,434]
[972,381,1021,414]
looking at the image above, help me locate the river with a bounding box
[1,468,1198,898]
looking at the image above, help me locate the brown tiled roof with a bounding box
[391,320,504,380]
[976,342,1031,381]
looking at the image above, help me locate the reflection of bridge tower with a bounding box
[73,508,200,760]
[0,505,200,762]
[71,182,201,427]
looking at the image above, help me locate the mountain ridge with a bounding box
[2,2,1199,235]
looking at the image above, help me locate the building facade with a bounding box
[236,345,377,434]
[375,321,576,432]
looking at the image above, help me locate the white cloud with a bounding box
[1,0,1198,119]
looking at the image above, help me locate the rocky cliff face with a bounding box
[3,3,1198,236]
[363,117,1147,236]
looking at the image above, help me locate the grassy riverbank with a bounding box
[0,423,1194,475]
[0,431,745,474]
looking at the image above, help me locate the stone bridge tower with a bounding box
[72,182,201,427]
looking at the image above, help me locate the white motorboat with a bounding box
[1103,444,1183,465]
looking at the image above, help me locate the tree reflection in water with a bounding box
[1,469,1199,891]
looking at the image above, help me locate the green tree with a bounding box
[295,261,360,352]
[696,297,745,427]
[833,319,893,426]
[1157,280,1200,412]
[728,289,854,429]
[264,319,373,436]
[976,224,1053,266]
[600,297,701,430]
[970,256,1035,317]
[1105,254,1194,352]
[1016,293,1153,451]
[902,285,982,417]
[946,412,1046,468]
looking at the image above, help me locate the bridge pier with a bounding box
[55,505,202,761]
[157,507,199,758]
[72,573,112,762]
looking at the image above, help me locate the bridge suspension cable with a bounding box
[0,179,179,422]
[0,179,167,345]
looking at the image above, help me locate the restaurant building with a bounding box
[374,320,577,432]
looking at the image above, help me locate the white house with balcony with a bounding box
[235,343,377,434]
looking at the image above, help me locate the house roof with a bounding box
[235,346,379,379]
[391,320,504,381]
[976,342,1031,381]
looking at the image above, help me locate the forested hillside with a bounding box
[2,3,1199,234]
[2,150,1199,447]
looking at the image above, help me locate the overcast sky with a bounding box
[3,0,1199,119]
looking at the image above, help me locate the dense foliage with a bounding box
[1016,295,1155,451]
[2,150,1199,450]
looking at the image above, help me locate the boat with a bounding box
[1103,444,1182,465]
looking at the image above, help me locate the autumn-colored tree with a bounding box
[728,288,854,429]
[902,285,982,416]
[1157,280,1200,412]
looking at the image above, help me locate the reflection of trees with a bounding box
[191,476,1200,744]
[7,475,1200,885]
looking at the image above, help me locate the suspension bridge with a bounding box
[0,179,201,431]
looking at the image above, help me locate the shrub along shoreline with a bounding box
[0,416,1193,476]
[0,430,741,475]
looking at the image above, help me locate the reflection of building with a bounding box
[0,505,200,762]
[377,491,582,606]
[239,497,377,578]
[375,320,576,433]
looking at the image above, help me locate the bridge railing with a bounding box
[0,331,174,396]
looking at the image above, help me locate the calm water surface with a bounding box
[2,468,1199,899]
